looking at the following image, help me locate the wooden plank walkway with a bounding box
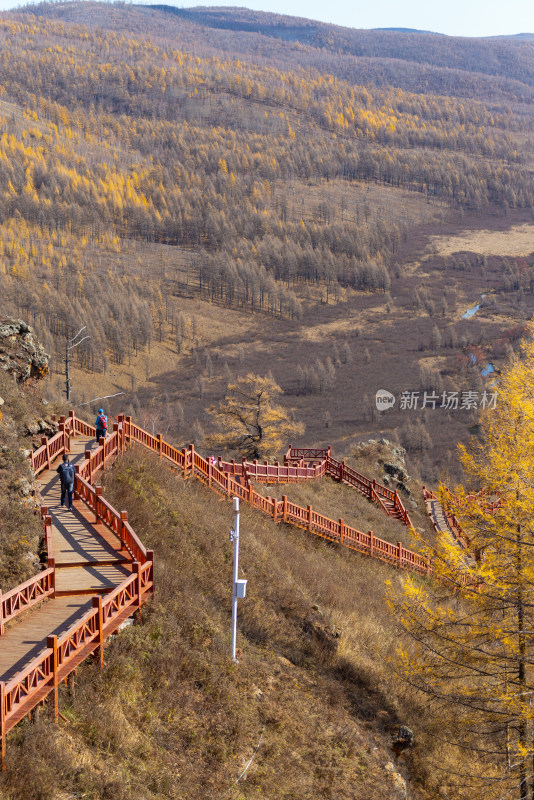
[0,436,131,684]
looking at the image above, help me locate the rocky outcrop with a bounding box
[0,318,49,383]
[355,438,413,498]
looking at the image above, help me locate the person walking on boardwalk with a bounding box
[95,408,108,441]
[56,453,75,511]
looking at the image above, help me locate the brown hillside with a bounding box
[0,447,484,799]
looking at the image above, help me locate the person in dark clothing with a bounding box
[56,453,75,511]
[95,408,108,442]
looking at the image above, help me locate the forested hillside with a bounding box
[3,8,534,797]
[0,2,533,475]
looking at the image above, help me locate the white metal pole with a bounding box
[231,497,240,662]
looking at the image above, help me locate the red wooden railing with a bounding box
[1,413,154,766]
[119,418,428,576]
[283,446,412,527]
[0,569,55,635]
[2,410,426,765]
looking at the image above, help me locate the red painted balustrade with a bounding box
[2,411,429,766]
[1,413,154,766]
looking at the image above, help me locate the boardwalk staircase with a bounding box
[1,412,424,766]
[423,486,471,550]
[0,413,154,768]
[284,447,411,526]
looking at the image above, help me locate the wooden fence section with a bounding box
[1,413,154,767]
[0,569,55,634]
[217,457,326,484]
[121,419,428,576]
[284,447,412,526]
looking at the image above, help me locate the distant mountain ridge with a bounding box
[18,2,534,101]
[144,5,534,93]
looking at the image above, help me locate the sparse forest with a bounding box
[0,4,532,388]
[4,6,534,799]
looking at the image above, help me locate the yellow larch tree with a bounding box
[208,373,304,460]
[390,325,534,800]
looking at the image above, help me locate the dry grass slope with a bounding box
[0,448,484,799]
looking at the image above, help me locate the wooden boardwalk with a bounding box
[0,437,131,687]
[2,411,425,764]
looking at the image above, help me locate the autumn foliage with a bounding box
[208,373,304,459]
[392,325,534,799]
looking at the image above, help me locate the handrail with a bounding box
[1,414,154,763]
[3,409,429,765]
[323,453,412,527]
[0,568,55,634]
[120,417,429,577]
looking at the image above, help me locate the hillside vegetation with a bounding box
[0,3,532,476]
[0,446,484,800]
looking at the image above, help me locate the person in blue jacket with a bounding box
[95,408,108,441]
[56,454,75,511]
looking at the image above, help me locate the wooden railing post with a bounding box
[48,557,56,597]
[339,518,344,545]
[45,512,53,542]
[95,487,103,523]
[1,681,5,771]
[307,505,313,532]
[73,464,80,501]
[188,444,194,477]
[133,561,142,622]
[117,414,125,455]
[282,495,288,522]
[92,596,104,668]
[47,634,58,723]
[369,530,374,556]
[40,436,50,469]
[398,541,403,569]
[341,461,345,482]
[0,592,3,636]
[120,511,128,548]
[85,450,92,483]
[147,550,155,593]
[273,498,278,523]
[157,433,163,460]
